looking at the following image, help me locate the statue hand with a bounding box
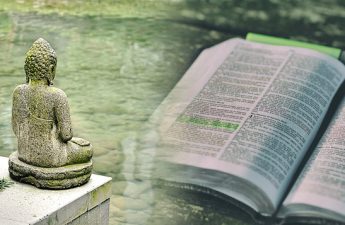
[70,137,90,146]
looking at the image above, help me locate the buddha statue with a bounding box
[8,38,93,189]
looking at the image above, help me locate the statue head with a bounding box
[24,38,57,85]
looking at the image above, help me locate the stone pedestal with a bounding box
[8,151,93,189]
[0,156,112,225]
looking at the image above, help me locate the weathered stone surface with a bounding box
[9,151,92,189]
[10,38,94,189]
[0,156,112,225]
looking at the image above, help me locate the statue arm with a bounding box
[55,92,73,142]
[11,88,20,136]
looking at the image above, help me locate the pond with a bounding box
[0,6,228,225]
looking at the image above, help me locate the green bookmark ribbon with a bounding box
[246,33,341,59]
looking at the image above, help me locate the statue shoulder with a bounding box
[48,86,67,96]
[13,84,29,96]
[48,86,68,104]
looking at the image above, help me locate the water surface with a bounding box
[0,11,227,225]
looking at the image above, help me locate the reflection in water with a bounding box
[0,12,226,225]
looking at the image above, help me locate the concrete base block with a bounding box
[0,156,112,225]
[67,199,110,225]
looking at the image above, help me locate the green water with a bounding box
[0,9,227,225]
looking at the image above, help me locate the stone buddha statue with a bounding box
[8,38,93,189]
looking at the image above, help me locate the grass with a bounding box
[0,177,14,191]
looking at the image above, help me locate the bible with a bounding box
[150,37,345,224]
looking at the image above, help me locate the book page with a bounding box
[154,38,345,212]
[281,94,345,219]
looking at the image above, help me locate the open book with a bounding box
[151,38,345,224]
